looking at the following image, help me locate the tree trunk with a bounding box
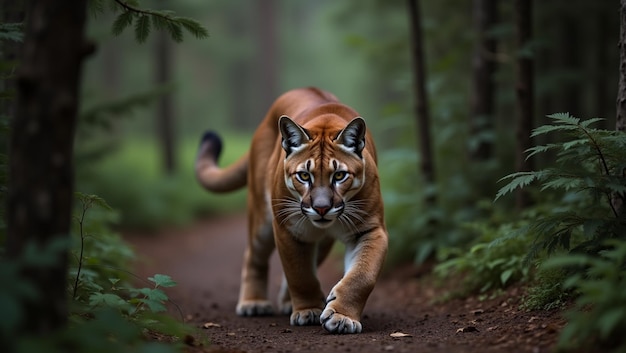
[407,0,436,199]
[561,17,581,118]
[613,0,626,216]
[257,0,278,112]
[155,22,176,174]
[618,0,626,134]
[514,0,534,209]
[470,0,497,161]
[0,1,24,121]
[6,0,89,335]
[594,8,609,128]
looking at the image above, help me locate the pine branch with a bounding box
[111,0,208,43]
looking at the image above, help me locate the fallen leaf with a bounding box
[202,322,221,329]
[471,309,484,315]
[456,326,479,333]
[390,332,412,338]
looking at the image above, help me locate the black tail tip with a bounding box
[198,130,223,161]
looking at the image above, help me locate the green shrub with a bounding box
[495,113,626,262]
[435,114,626,307]
[543,239,626,352]
[493,113,626,350]
[1,193,194,352]
[434,221,531,298]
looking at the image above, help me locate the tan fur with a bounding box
[195,87,388,334]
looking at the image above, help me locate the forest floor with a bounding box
[125,214,567,353]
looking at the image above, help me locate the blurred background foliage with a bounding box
[77,0,620,262]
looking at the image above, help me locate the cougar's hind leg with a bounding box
[277,236,335,316]
[236,210,275,316]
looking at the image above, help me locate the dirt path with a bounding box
[125,214,564,353]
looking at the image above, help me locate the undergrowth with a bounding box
[1,193,196,352]
[435,221,531,299]
[436,113,626,351]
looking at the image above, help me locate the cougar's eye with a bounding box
[333,171,348,183]
[296,171,311,183]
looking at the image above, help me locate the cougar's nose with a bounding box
[311,187,332,217]
[313,205,330,216]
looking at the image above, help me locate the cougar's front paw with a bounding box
[236,300,274,316]
[290,308,322,326]
[320,307,362,334]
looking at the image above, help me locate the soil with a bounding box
[125,214,566,353]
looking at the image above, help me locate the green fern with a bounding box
[496,113,626,263]
[133,14,151,43]
[543,239,626,351]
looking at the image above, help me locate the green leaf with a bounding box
[89,293,129,310]
[547,112,579,125]
[134,14,151,43]
[530,124,569,137]
[165,21,183,43]
[494,172,539,201]
[174,16,209,39]
[525,143,558,159]
[579,117,605,128]
[88,0,106,18]
[540,176,582,191]
[75,192,114,211]
[543,254,593,271]
[139,298,167,313]
[598,308,626,340]
[143,288,168,301]
[112,11,135,36]
[151,15,169,31]
[562,138,588,150]
[500,269,514,285]
[148,274,177,288]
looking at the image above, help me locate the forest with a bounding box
[1,0,625,352]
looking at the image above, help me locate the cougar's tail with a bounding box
[195,131,248,193]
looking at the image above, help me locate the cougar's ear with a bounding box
[335,117,366,158]
[279,115,311,157]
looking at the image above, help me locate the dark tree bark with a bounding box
[407,0,436,198]
[514,0,534,209]
[155,21,176,174]
[613,0,626,215]
[618,0,626,134]
[6,0,89,334]
[470,0,497,161]
[0,1,25,122]
[560,17,581,117]
[594,8,609,128]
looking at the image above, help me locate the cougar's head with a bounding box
[277,115,367,229]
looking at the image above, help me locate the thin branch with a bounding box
[578,123,620,217]
[72,200,89,299]
[113,0,173,22]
